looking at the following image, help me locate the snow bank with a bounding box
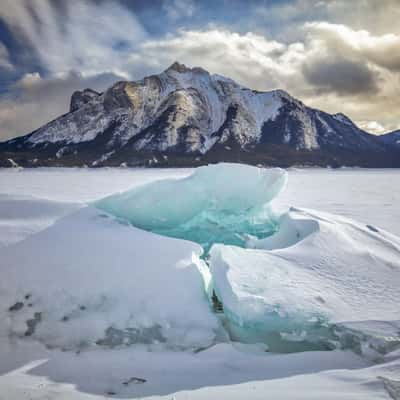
[210,207,400,352]
[96,163,287,251]
[0,206,219,351]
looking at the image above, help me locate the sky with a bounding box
[0,0,399,140]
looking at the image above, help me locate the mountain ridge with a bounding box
[1,62,399,168]
[378,129,400,147]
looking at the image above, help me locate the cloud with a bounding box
[0,0,147,78]
[255,0,400,38]
[357,120,388,135]
[0,42,13,70]
[306,22,400,71]
[135,29,302,90]
[163,0,196,20]
[132,27,383,97]
[302,56,379,95]
[16,72,41,87]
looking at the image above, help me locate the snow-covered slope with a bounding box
[1,62,397,167]
[379,129,400,147]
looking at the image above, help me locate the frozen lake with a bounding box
[0,165,399,400]
[1,167,399,235]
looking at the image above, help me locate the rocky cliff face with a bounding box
[70,88,101,113]
[0,62,398,167]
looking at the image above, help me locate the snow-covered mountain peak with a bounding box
[332,113,356,127]
[1,63,397,168]
[166,61,195,73]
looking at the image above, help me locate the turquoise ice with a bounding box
[95,163,287,252]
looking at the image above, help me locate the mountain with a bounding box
[378,130,400,147]
[1,62,399,168]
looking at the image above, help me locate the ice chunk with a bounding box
[334,320,400,360]
[96,163,287,251]
[210,208,400,351]
[0,206,219,351]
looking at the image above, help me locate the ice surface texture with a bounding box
[210,207,400,352]
[96,163,400,353]
[96,163,287,252]
[0,207,219,350]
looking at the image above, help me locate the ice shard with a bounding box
[96,163,288,251]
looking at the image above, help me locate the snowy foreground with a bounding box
[0,165,399,399]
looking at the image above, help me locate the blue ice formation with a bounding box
[94,163,400,354]
[96,163,287,252]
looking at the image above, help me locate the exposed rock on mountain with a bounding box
[70,88,101,113]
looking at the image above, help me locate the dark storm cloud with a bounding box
[302,57,379,95]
